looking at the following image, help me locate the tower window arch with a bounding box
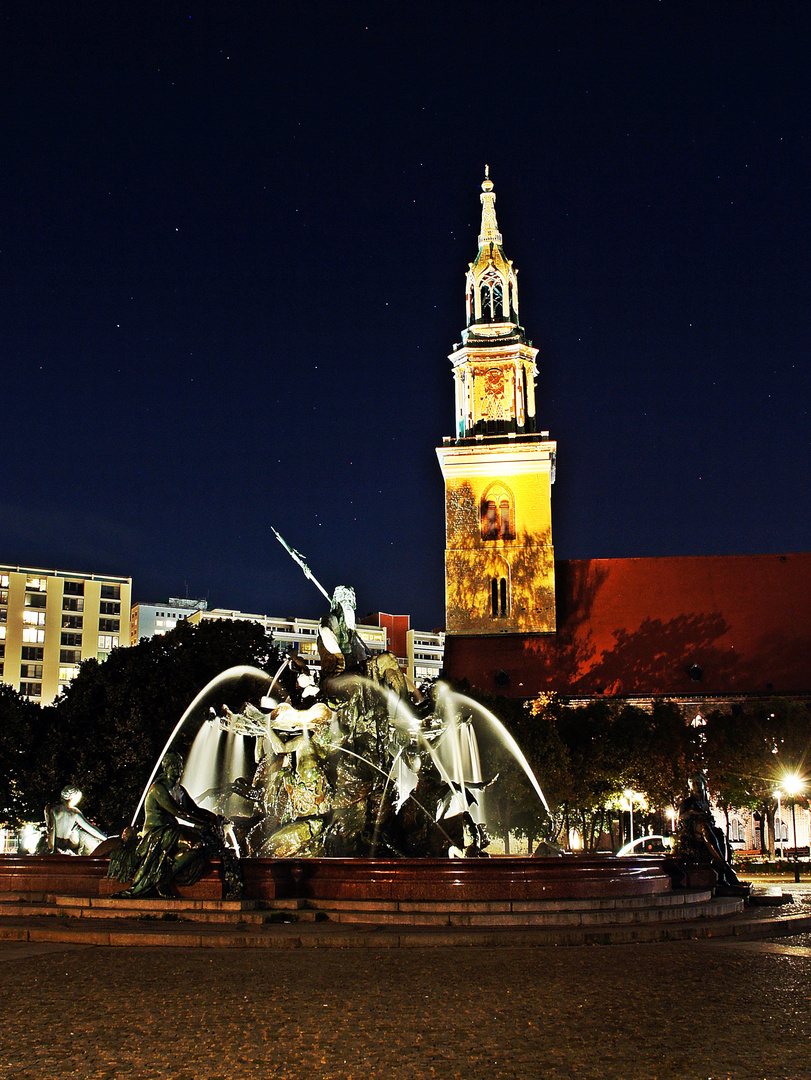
[479,269,504,320]
[492,279,503,318]
[491,576,509,618]
[479,283,491,320]
[480,483,515,541]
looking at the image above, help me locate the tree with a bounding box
[0,684,59,827]
[704,698,811,856]
[42,618,282,830]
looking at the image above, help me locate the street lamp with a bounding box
[775,788,784,859]
[782,772,806,882]
[623,789,634,848]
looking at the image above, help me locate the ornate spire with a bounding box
[466,167,519,330]
[478,164,502,246]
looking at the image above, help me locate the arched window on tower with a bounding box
[479,283,492,321]
[508,277,518,318]
[490,576,509,618]
[479,269,503,321]
[492,279,504,318]
[481,486,515,541]
[482,501,499,540]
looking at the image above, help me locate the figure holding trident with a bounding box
[272,528,418,701]
[271,528,331,603]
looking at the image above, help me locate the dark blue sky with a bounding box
[2,3,809,629]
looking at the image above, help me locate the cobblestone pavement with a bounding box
[0,937,808,1080]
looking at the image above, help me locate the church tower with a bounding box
[436,169,556,636]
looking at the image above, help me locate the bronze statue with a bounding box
[674,772,742,888]
[45,786,107,855]
[117,752,242,899]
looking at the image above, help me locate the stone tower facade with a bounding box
[436,170,556,636]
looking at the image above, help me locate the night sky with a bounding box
[3,3,809,630]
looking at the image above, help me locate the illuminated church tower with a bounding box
[436,169,556,635]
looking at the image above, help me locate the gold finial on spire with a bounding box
[479,165,501,245]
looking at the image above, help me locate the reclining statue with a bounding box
[45,786,107,855]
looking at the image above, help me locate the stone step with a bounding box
[301,890,715,914]
[0,889,739,928]
[316,896,742,927]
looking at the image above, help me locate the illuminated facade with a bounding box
[186,607,443,686]
[185,607,387,672]
[407,628,445,685]
[130,597,208,644]
[0,564,132,703]
[436,170,556,635]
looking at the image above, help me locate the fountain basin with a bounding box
[0,854,672,903]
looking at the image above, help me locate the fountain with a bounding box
[0,549,724,925]
[181,671,535,861]
[80,576,673,907]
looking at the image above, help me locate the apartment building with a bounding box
[0,564,132,703]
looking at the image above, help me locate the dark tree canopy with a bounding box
[0,619,282,831]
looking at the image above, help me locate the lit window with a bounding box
[482,501,499,539]
[98,634,118,651]
[26,577,47,591]
[0,574,9,588]
[58,665,79,682]
[481,485,515,541]
[0,628,6,640]
[23,610,46,626]
[22,628,45,643]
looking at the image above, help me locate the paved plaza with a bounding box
[0,934,809,1080]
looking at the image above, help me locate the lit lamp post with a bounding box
[624,789,634,848]
[782,773,806,882]
[775,788,784,859]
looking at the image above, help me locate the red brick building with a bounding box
[443,553,811,703]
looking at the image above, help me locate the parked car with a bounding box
[616,834,673,856]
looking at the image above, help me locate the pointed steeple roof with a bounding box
[478,165,503,246]
[466,167,521,333]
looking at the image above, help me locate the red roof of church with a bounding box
[442,553,811,699]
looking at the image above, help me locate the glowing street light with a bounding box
[783,772,806,876]
[623,789,635,847]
